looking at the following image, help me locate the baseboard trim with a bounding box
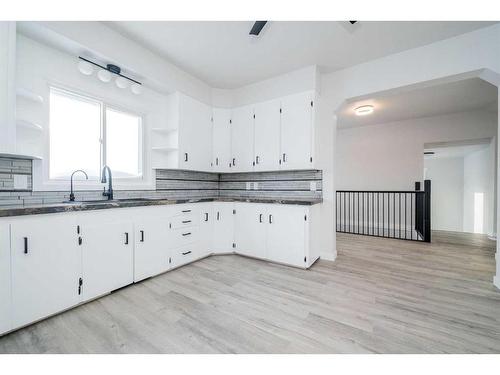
[494,276,500,290]
[320,251,337,262]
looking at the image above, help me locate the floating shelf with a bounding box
[17,120,43,131]
[152,146,178,152]
[16,88,44,104]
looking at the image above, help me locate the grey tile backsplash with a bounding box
[0,156,322,206]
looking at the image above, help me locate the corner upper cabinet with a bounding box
[212,108,232,172]
[155,92,213,172]
[231,105,255,172]
[280,91,315,170]
[253,99,281,171]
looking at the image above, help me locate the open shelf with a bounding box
[16,88,44,104]
[17,120,43,131]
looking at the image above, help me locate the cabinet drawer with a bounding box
[170,244,198,268]
[170,227,198,248]
[170,213,197,229]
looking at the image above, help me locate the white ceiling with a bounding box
[104,21,496,89]
[338,78,498,129]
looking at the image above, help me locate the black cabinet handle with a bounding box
[256,156,260,164]
[215,157,219,166]
[78,237,83,246]
[182,220,191,224]
[259,214,263,223]
[77,225,80,234]
[182,232,191,237]
[125,232,129,245]
[269,214,273,224]
[204,213,209,222]
[184,153,188,162]
[23,237,28,254]
[217,212,220,220]
[282,153,287,162]
[182,209,191,213]
[140,230,144,242]
[232,158,236,166]
[182,250,192,255]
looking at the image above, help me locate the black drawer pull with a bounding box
[269,214,273,224]
[184,153,188,162]
[140,230,144,242]
[125,232,129,245]
[182,220,191,224]
[78,237,83,246]
[259,214,263,223]
[182,251,192,256]
[182,232,192,236]
[182,209,191,213]
[23,237,28,254]
[217,212,220,220]
[204,212,209,221]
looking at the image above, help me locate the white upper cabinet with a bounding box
[231,105,255,172]
[178,94,213,172]
[280,91,314,170]
[0,21,16,154]
[253,99,281,171]
[212,108,232,172]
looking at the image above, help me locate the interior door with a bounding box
[212,202,235,253]
[231,105,255,172]
[234,203,267,259]
[280,91,314,170]
[254,99,281,171]
[0,223,12,334]
[266,205,307,267]
[134,216,170,282]
[10,215,80,329]
[81,219,134,301]
[212,108,232,172]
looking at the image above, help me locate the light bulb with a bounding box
[97,69,112,83]
[115,76,129,89]
[77,60,94,75]
[354,105,374,116]
[131,83,142,95]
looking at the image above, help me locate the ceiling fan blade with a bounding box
[249,21,268,36]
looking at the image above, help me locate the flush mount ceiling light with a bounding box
[77,57,143,95]
[354,105,374,116]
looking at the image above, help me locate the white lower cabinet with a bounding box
[134,212,171,282]
[0,223,12,335]
[234,203,314,268]
[198,203,214,256]
[212,202,235,253]
[80,216,134,302]
[234,203,267,259]
[10,215,80,329]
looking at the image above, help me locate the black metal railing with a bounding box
[336,180,431,242]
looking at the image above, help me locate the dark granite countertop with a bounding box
[0,197,322,217]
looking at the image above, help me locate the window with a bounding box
[49,88,143,180]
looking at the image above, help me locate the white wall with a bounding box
[425,157,465,232]
[336,110,497,191]
[16,34,169,191]
[463,145,495,235]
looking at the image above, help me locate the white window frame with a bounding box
[34,85,154,191]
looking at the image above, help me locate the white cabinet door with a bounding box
[178,94,213,171]
[81,219,134,301]
[212,108,232,172]
[10,215,80,329]
[0,22,16,154]
[134,215,170,282]
[0,222,12,334]
[234,203,267,259]
[231,105,255,172]
[212,202,235,253]
[254,99,281,171]
[198,203,214,256]
[280,91,314,170]
[266,205,308,268]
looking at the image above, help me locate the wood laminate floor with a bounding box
[1,230,499,353]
